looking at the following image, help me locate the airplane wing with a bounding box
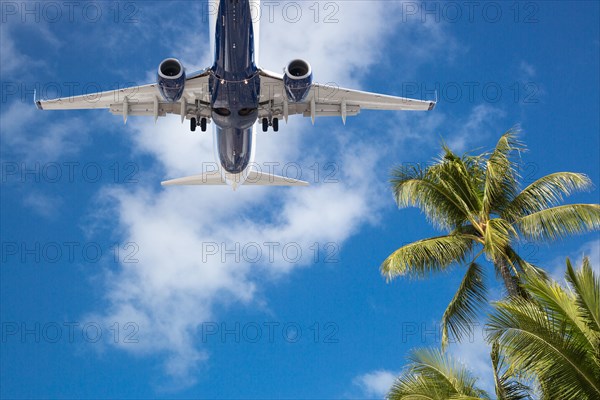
[258,69,435,124]
[37,68,435,125]
[36,70,213,123]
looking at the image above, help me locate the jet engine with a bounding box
[157,58,186,102]
[283,59,313,102]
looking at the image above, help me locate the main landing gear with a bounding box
[190,117,208,132]
[262,117,279,132]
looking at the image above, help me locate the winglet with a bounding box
[428,90,438,110]
[34,90,43,110]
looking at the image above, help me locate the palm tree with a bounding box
[386,345,532,399]
[381,130,600,347]
[487,257,600,400]
[387,347,490,400]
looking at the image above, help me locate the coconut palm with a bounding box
[381,130,600,347]
[386,347,490,400]
[386,345,532,400]
[487,257,600,400]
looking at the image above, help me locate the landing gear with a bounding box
[191,117,208,132]
[262,117,279,132]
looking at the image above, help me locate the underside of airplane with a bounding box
[36,0,436,189]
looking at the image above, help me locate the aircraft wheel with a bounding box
[190,117,197,132]
[272,118,279,132]
[262,118,269,132]
[200,118,207,132]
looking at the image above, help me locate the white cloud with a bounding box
[354,369,398,398]
[259,1,462,87]
[0,19,60,77]
[445,104,507,153]
[519,61,536,80]
[258,1,392,87]
[23,191,63,219]
[0,102,91,162]
[0,25,30,75]
[387,102,507,162]
[88,127,382,388]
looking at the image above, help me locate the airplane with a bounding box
[36,0,436,189]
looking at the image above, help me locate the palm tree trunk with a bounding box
[496,259,520,297]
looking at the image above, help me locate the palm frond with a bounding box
[491,342,533,400]
[441,262,487,349]
[488,268,600,400]
[391,164,471,230]
[522,264,598,354]
[381,235,474,280]
[387,372,446,400]
[387,347,490,399]
[516,204,600,241]
[483,218,517,262]
[426,154,483,217]
[504,172,593,220]
[504,246,547,279]
[482,131,524,215]
[566,257,600,335]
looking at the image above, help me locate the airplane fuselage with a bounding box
[209,0,261,179]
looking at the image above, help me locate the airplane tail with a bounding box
[161,169,309,187]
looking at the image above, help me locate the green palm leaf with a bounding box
[516,204,600,241]
[387,373,446,400]
[488,299,597,399]
[483,218,517,263]
[441,262,486,349]
[522,262,598,351]
[504,246,546,279]
[491,342,532,400]
[565,257,600,335]
[488,261,600,399]
[387,348,490,400]
[504,172,593,220]
[482,131,523,215]
[427,151,483,217]
[391,164,471,230]
[381,235,474,280]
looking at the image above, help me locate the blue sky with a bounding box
[1,1,599,398]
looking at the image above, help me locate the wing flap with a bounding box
[108,102,211,119]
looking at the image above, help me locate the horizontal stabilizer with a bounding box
[244,169,309,186]
[161,169,309,187]
[161,170,226,186]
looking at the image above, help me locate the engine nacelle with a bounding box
[157,58,186,102]
[283,59,313,102]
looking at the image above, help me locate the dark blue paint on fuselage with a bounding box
[210,0,259,174]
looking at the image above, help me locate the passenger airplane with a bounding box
[37,0,436,189]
